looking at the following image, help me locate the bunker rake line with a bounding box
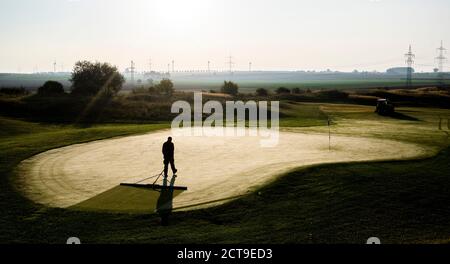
[120,170,188,191]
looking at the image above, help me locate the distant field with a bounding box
[172,78,450,92]
[1,72,448,92]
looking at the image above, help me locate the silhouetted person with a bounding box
[162,137,177,178]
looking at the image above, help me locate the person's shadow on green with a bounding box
[156,176,177,226]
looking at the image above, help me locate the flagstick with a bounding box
[328,117,331,151]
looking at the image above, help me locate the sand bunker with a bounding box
[15,128,427,211]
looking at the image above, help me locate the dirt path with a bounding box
[15,128,429,210]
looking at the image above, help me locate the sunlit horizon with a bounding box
[1,0,449,73]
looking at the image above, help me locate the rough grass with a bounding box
[0,118,54,137]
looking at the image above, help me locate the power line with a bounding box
[227,55,235,73]
[404,45,415,88]
[436,40,447,73]
[130,60,135,85]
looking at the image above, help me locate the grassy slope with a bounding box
[1,103,450,243]
[279,102,329,127]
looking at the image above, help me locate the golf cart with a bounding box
[375,99,395,115]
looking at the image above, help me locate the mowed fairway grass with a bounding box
[1,103,450,243]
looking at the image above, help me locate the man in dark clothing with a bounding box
[162,137,177,178]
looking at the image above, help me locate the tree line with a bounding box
[35,61,177,97]
[32,60,312,98]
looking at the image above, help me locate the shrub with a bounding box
[276,87,291,94]
[131,87,149,94]
[0,87,29,96]
[256,88,268,96]
[221,81,239,96]
[148,86,157,94]
[317,90,349,100]
[70,61,125,96]
[155,79,174,97]
[291,87,303,94]
[38,81,65,96]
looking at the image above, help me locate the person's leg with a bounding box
[163,160,169,177]
[170,159,177,174]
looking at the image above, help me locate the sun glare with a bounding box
[153,0,212,25]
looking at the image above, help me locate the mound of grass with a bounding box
[0,117,54,137]
[279,102,328,127]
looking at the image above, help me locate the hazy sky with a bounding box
[0,0,449,73]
